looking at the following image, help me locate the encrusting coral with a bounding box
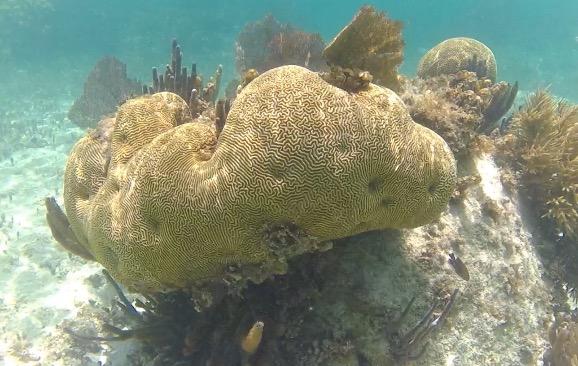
[497,90,578,238]
[60,65,456,296]
[417,37,498,82]
[322,5,404,91]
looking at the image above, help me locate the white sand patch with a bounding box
[0,96,140,365]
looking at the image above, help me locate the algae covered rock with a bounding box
[62,65,456,293]
[417,37,497,82]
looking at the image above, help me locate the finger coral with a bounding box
[417,37,497,82]
[498,90,578,237]
[62,65,456,295]
[68,56,142,129]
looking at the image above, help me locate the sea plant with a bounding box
[499,90,578,238]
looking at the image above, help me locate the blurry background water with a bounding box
[0,0,577,101]
[0,1,576,364]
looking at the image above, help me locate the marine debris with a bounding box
[68,56,142,129]
[322,5,404,91]
[235,14,325,74]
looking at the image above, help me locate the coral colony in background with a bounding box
[40,5,578,366]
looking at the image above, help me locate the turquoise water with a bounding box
[0,1,577,365]
[1,0,577,100]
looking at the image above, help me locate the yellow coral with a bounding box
[417,37,497,82]
[323,5,404,91]
[62,65,456,292]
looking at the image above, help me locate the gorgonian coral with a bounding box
[498,90,578,237]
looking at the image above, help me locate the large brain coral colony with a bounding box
[417,37,497,82]
[57,65,457,295]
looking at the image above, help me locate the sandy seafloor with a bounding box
[0,83,134,365]
[0,68,570,365]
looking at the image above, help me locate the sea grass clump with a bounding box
[497,90,578,238]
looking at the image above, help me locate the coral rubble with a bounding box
[417,37,498,82]
[58,65,456,298]
[323,5,404,91]
[68,56,142,129]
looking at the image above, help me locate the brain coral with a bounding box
[63,65,456,293]
[417,37,497,82]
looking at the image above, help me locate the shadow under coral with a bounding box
[64,229,446,366]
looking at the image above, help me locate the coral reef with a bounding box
[235,14,325,74]
[401,71,517,158]
[545,312,578,366]
[68,56,142,129]
[143,39,224,115]
[59,65,456,296]
[322,5,404,91]
[417,37,498,82]
[497,90,578,238]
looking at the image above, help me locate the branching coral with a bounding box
[144,39,223,112]
[58,65,456,295]
[235,14,325,74]
[498,90,578,237]
[68,56,142,129]
[322,5,404,91]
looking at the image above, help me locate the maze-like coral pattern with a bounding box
[417,37,497,82]
[63,66,456,292]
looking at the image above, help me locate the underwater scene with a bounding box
[0,0,577,365]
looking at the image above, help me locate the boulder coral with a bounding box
[417,37,497,82]
[62,65,456,294]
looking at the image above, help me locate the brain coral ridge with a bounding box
[63,65,456,293]
[418,37,497,82]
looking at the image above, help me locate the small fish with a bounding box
[448,253,470,281]
[241,321,264,355]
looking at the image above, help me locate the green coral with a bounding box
[62,65,456,293]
